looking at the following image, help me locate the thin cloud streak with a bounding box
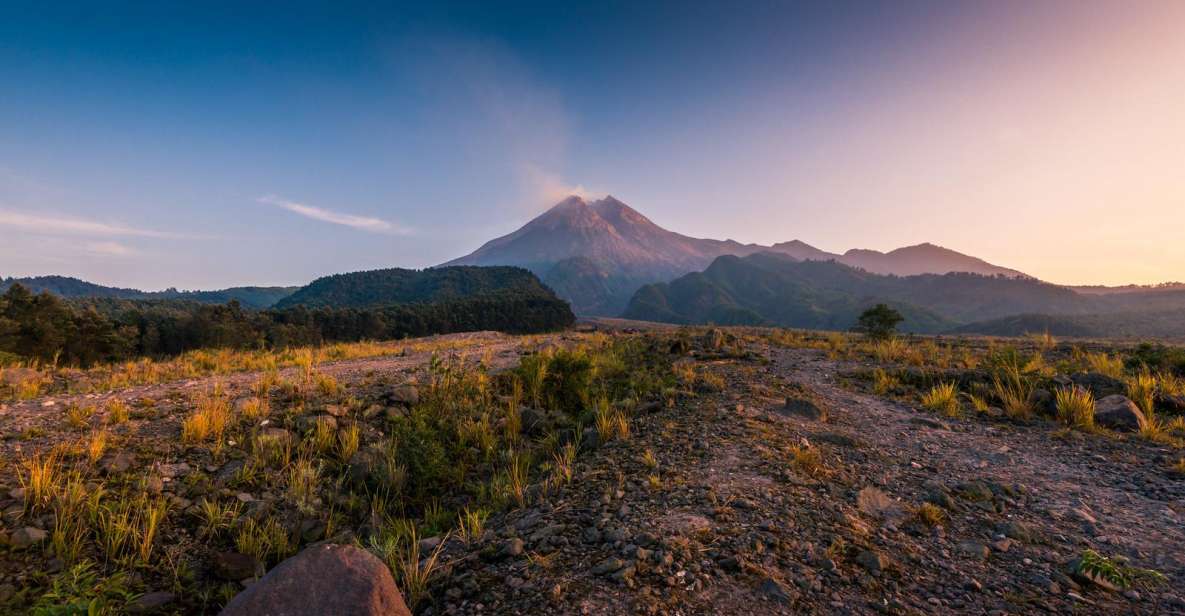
[0,210,184,238]
[259,195,413,235]
[85,241,137,257]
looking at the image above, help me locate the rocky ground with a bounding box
[2,328,1183,614]
[424,337,1185,615]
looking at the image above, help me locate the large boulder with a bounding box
[220,544,411,616]
[1094,395,1146,432]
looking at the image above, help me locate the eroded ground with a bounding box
[1,327,1183,614]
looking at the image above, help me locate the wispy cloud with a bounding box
[259,195,413,235]
[85,241,137,257]
[0,210,183,238]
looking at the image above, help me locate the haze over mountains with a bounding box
[12,193,1185,339]
[445,195,1026,314]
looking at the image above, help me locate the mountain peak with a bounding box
[442,194,1030,313]
[551,195,589,210]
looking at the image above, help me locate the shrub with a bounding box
[1055,387,1095,429]
[855,304,904,341]
[921,383,960,417]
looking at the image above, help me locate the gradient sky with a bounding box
[2,1,1183,289]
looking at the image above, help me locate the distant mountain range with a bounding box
[444,195,1025,314]
[0,276,296,309]
[622,252,1185,338]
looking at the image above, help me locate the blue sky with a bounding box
[3,1,1183,288]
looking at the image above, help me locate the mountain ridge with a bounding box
[443,195,1029,314]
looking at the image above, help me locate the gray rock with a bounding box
[909,416,948,430]
[592,557,625,575]
[220,544,410,616]
[758,576,795,604]
[10,526,47,548]
[1071,372,1126,398]
[1094,395,1145,432]
[783,396,826,421]
[101,452,135,474]
[998,520,1037,543]
[387,385,419,407]
[855,549,889,576]
[128,591,177,614]
[815,432,858,447]
[500,537,524,558]
[957,541,990,560]
[214,551,263,581]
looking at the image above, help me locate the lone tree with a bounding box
[856,303,903,340]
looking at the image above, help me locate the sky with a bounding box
[1,1,1183,289]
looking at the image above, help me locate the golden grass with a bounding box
[20,450,62,512]
[789,444,824,476]
[992,364,1034,420]
[240,396,269,422]
[457,507,488,544]
[1086,352,1125,379]
[551,443,576,486]
[594,399,630,442]
[921,382,960,417]
[0,338,424,401]
[1127,371,1157,419]
[338,422,360,462]
[64,404,94,430]
[84,430,108,464]
[1055,387,1095,430]
[914,502,946,527]
[105,399,130,425]
[181,390,232,445]
[872,368,899,395]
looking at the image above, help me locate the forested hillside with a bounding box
[275,266,557,309]
[0,275,296,309]
[623,252,1185,337]
[0,282,574,366]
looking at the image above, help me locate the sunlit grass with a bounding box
[1055,387,1095,430]
[921,382,960,417]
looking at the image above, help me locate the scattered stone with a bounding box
[500,537,524,558]
[909,416,948,430]
[128,591,177,613]
[214,551,263,581]
[998,520,1037,544]
[592,557,626,575]
[958,541,990,560]
[11,526,48,548]
[100,452,135,474]
[856,487,905,524]
[782,396,827,421]
[1094,395,1146,432]
[815,432,858,447]
[855,549,889,576]
[757,576,795,604]
[1070,372,1127,398]
[221,544,411,616]
[387,385,419,407]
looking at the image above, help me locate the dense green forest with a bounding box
[274,266,557,309]
[0,283,574,366]
[623,252,1185,337]
[0,275,296,309]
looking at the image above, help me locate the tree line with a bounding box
[0,284,575,367]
